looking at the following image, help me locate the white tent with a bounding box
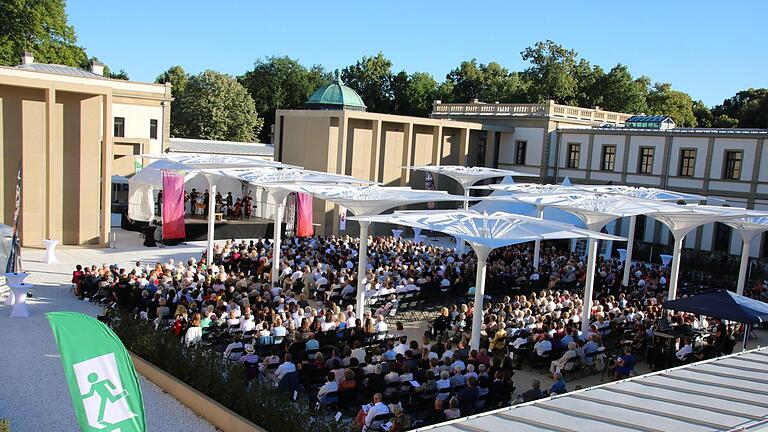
[350,209,623,350]
[127,153,298,262]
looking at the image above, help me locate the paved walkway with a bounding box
[0,230,217,431]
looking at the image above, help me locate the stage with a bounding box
[182,216,284,241]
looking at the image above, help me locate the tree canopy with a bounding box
[239,56,331,141]
[173,70,263,142]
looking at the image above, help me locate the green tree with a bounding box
[713,88,768,128]
[342,52,394,113]
[595,64,648,114]
[156,66,189,137]
[445,59,527,103]
[520,40,579,104]
[239,56,331,141]
[573,60,604,108]
[646,83,697,127]
[712,115,739,128]
[174,70,263,141]
[156,65,189,96]
[0,0,88,67]
[391,71,439,117]
[692,100,713,128]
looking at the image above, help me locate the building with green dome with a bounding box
[305,70,366,111]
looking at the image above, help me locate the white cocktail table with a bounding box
[43,239,59,264]
[10,282,31,318]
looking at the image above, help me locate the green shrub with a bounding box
[112,316,339,432]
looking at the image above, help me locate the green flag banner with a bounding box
[47,312,146,432]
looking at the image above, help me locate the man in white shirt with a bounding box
[317,372,339,402]
[363,393,390,432]
[273,353,296,384]
[374,315,388,335]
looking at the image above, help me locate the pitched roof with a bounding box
[167,138,274,158]
[16,63,105,79]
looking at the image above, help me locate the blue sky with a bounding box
[66,1,767,107]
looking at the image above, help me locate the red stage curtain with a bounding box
[296,193,314,237]
[162,170,186,240]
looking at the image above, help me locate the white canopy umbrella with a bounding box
[276,184,469,316]
[650,205,763,300]
[575,185,715,286]
[724,217,768,295]
[473,180,590,266]
[350,209,623,350]
[406,166,536,255]
[130,153,298,264]
[404,165,536,210]
[547,195,691,333]
[203,167,375,285]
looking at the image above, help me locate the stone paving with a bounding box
[0,230,217,432]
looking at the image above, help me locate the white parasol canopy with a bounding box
[350,209,623,350]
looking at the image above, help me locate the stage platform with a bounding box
[183,216,284,241]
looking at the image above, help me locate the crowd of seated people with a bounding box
[72,233,754,429]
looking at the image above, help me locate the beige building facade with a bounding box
[274,109,513,235]
[0,55,171,246]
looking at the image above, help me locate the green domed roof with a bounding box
[306,69,366,111]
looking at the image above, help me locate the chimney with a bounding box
[91,60,105,76]
[21,51,34,65]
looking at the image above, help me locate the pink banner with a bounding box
[296,193,314,237]
[162,170,186,240]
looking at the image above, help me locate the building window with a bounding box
[638,147,654,174]
[679,149,696,177]
[514,141,527,165]
[723,150,743,180]
[601,145,616,171]
[114,117,125,137]
[149,119,158,139]
[713,222,732,253]
[567,143,580,168]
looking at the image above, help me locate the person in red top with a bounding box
[72,265,85,296]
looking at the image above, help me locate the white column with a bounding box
[204,175,216,267]
[463,187,470,211]
[622,216,636,287]
[667,235,684,300]
[270,196,286,288]
[580,238,599,334]
[736,236,752,296]
[470,246,490,351]
[533,206,544,271]
[355,220,371,316]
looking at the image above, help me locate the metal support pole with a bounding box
[622,215,636,287]
[355,220,371,317]
[205,175,216,268]
[533,206,544,271]
[736,237,752,296]
[270,196,286,287]
[580,238,599,334]
[667,235,684,300]
[470,247,490,351]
